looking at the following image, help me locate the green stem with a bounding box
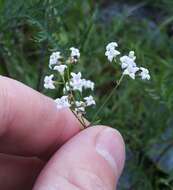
[69,90,86,128]
[67,65,71,82]
[61,75,66,84]
[54,81,64,85]
[64,65,87,129]
[91,74,124,125]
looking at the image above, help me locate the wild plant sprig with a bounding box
[44,47,95,128]
[91,42,150,125]
[44,41,151,129]
[91,74,124,125]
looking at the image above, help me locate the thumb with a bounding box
[33,126,125,190]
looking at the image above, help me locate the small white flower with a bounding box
[54,65,67,75]
[70,72,83,92]
[75,101,85,112]
[106,42,118,51]
[140,67,150,80]
[44,74,55,89]
[55,96,70,109]
[105,42,120,62]
[123,66,139,80]
[75,107,85,113]
[49,51,61,69]
[70,47,80,62]
[84,95,96,106]
[128,51,136,61]
[105,49,120,62]
[82,79,95,91]
[75,101,84,107]
[71,72,82,80]
[120,54,136,69]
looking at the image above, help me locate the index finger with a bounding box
[0,76,82,159]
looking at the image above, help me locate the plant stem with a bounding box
[66,77,86,128]
[70,95,86,128]
[37,42,47,92]
[91,74,124,125]
[71,109,86,129]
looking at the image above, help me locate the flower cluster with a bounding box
[44,41,151,127]
[105,42,120,62]
[44,47,96,120]
[105,42,150,80]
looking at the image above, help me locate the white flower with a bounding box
[105,49,120,62]
[128,51,136,61]
[120,52,136,70]
[105,42,120,62]
[71,72,82,80]
[106,42,118,51]
[75,107,85,113]
[70,47,80,62]
[75,101,85,112]
[70,72,83,92]
[49,51,61,69]
[69,72,95,92]
[44,74,55,89]
[55,96,70,109]
[82,79,95,91]
[84,95,96,106]
[54,65,67,75]
[139,67,150,80]
[75,101,84,107]
[120,51,150,80]
[123,65,139,79]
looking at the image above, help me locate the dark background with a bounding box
[1,0,173,189]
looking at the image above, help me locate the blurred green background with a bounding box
[1,0,173,189]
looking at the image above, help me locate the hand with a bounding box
[0,76,125,190]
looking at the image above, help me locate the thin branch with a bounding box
[71,109,86,129]
[36,42,47,91]
[91,74,124,125]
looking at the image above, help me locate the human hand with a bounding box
[0,76,125,190]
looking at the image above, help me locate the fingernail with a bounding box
[96,128,124,175]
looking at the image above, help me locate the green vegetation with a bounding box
[1,0,173,189]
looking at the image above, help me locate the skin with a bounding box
[0,76,125,190]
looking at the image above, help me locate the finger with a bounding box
[0,153,44,190]
[0,76,82,158]
[33,126,125,190]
